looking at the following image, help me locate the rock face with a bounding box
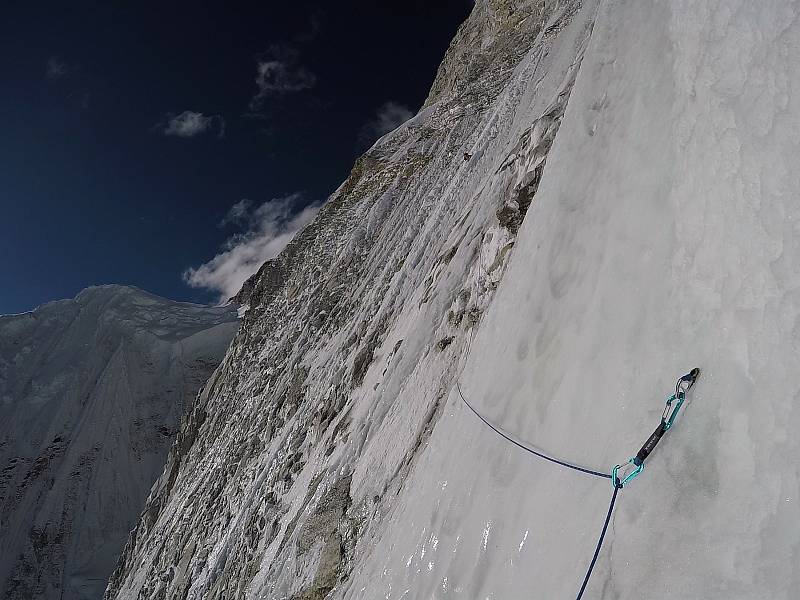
[107,1,800,599]
[0,286,238,600]
[105,3,599,598]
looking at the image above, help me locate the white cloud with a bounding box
[219,199,253,227]
[46,56,69,80]
[247,17,323,110]
[249,46,316,109]
[159,111,226,138]
[358,101,414,146]
[184,194,321,302]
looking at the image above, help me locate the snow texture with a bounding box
[107,1,800,599]
[0,285,238,600]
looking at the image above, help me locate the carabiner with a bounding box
[662,393,684,431]
[664,367,700,431]
[612,368,701,488]
[677,367,701,395]
[612,459,643,489]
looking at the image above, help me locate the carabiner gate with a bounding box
[612,459,643,489]
[662,393,684,431]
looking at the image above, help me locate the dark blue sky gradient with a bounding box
[0,1,472,313]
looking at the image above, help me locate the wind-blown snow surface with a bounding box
[0,285,238,600]
[108,1,800,599]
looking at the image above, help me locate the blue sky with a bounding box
[0,1,472,313]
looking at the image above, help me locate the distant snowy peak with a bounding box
[76,284,239,333]
[4,284,237,330]
[0,285,238,600]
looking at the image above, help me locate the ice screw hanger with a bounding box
[612,368,701,488]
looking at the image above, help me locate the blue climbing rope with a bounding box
[576,484,620,600]
[456,368,701,599]
[456,380,610,480]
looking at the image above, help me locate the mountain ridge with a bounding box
[0,285,239,600]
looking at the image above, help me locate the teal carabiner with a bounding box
[664,367,700,430]
[662,392,684,431]
[611,368,701,489]
[612,459,643,488]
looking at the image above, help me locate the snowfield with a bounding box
[106,1,800,599]
[0,285,238,600]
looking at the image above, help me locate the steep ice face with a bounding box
[347,2,800,598]
[0,285,238,600]
[108,1,800,599]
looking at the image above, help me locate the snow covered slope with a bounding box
[107,1,800,599]
[0,285,238,600]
